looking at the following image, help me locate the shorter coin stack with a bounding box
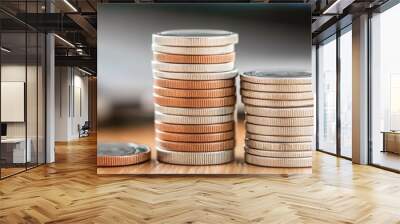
[152,30,239,165]
[240,71,314,168]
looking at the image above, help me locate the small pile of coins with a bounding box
[152,30,239,165]
[240,71,314,168]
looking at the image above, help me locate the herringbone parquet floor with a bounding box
[1,135,400,224]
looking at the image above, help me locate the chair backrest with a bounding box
[82,121,90,129]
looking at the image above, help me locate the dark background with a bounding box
[97,3,311,127]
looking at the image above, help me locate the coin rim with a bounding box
[155,121,235,133]
[245,153,312,168]
[152,61,235,73]
[154,52,235,64]
[157,147,234,165]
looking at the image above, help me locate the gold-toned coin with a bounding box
[244,106,314,118]
[245,133,313,143]
[245,153,312,168]
[154,52,235,64]
[240,71,312,85]
[244,146,313,158]
[245,115,314,127]
[241,81,312,92]
[152,44,235,55]
[154,86,235,98]
[153,70,238,81]
[152,61,235,73]
[242,97,314,108]
[246,123,314,136]
[156,138,235,152]
[156,130,234,143]
[155,121,235,134]
[155,105,235,116]
[97,143,151,167]
[155,112,235,124]
[245,139,312,151]
[152,30,238,47]
[154,77,235,89]
[157,147,234,165]
[240,89,313,100]
[154,95,236,108]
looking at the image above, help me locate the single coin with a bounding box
[245,139,312,151]
[152,61,235,73]
[157,147,234,165]
[152,29,238,47]
[241,81,312,92]
[154,95,236,108]
[155,112,235,124]
[153,70,238,80]
[245,115,314,127]
[155,130,234,142]
[244,146,313,158]
[154,86,235,98]
[155,105,235,116]
[240,71,312,85]
[245,133,313,143]
[245,153,312,168]
[246,123,314,136]
[154,52,235,64]
[240,89,313,100]
[155,121,234,133]
[97,143,151,167]
[242,97,314,108]
[156,138,235,152]
[154,77,235,89]
[245,106,314,118]
[152,44,235,55]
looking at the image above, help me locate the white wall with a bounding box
[1,65,39,138]
[55,67,89,141]
[1,65,27,140]
[1,63,46,164]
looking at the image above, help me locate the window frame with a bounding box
[315,24,353,160]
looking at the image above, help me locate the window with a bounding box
[370,2,400,171]
[317,36,337,154]
[316,26,353,159]
[0,2,47,179]
[339,28,352,158]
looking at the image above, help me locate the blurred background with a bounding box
[97,3,312,128]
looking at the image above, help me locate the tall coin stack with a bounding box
[152,30,239,165]
[240,71,314,168]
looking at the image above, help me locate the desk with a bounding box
[382,131,400,155]
[1,138,31,163]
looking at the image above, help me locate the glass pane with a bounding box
[0,1,46,178]
[38,33,45,165]
[371,3,400,171]
[340,29,352,158]
[318,37,337,154]
[27,31,38,169]
[1,31,27,178]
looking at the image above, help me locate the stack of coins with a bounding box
[240,71,314,168]
[152,30,239,165]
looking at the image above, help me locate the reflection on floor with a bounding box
[1,163,43,179]
[373,150,400,171]
[0,167,25,178]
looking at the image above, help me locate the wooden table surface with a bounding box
[97,121,312,175]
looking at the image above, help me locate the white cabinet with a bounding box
[1,138,32,163]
